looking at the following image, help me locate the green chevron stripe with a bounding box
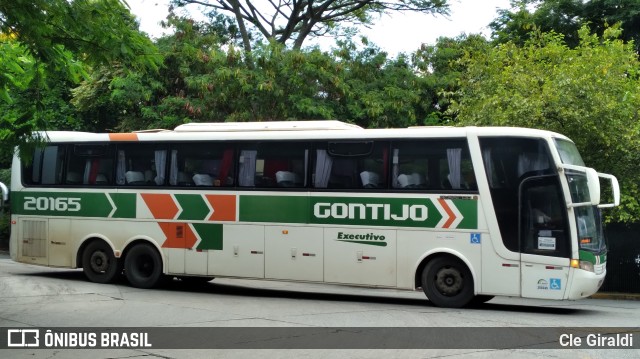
[175,194,209,220]
[109,193,136,218]
[193,223,223,250]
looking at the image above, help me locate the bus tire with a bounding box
[421,256,474,308]
[82,240,119,284]
[124,243,164,289]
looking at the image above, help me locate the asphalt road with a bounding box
[0,252,638,358]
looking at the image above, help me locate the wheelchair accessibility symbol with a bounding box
[470,233,481,244]
[550,278,562,290]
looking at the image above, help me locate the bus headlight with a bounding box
[579,261,594,272]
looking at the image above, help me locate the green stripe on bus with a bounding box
[12,192,114,218]
[451,199,478,230]
[239,195,309,223]
[311,196,442,228]
[109,193,136,218]
[175,194,209,221]
[193,223,223,250]
[239,195,478,229]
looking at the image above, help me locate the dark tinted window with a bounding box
[391,139,475,191]
[238,142,308,188]
[23,145,66,186]
[169,143,235,187]
[66,145,115,185]
[116,144,168,186]
[480,137,555,252]
[313,141,388,189]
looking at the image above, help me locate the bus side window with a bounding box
[66,144,115,186]
[23,145,66,186]
[239,142,308,188]
[391,139,474,191]
[116,145,168,186]
[169,143,235,187]
[313,141,387,190]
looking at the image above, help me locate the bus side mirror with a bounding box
[585,168,600,206]
[0,182,7,209]
[597,172,620,208]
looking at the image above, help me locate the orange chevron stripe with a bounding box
[205,194,237,221]
[438,198,456,228]
[159,222,198,249]
[141,193,179,219]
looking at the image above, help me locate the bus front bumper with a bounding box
[566,267,606,300]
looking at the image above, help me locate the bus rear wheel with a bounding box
[124,243,164,289]
[421,256,474,308]
[82,240,119,284]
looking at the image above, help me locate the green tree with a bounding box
[0,0,161,156]
[452,26,640,223]
[80,14,436,130]
[412,34,490,124]
[172,0,450,51]
[491,0,640,52]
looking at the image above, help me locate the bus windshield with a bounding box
[554,139,605,253]
[555,139,585,166]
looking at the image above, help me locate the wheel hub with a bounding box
[90,251,109,272]
[435,267,463,296]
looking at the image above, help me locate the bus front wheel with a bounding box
[82,240,119,284]
[124,243,164,289]
[421,256,474,308]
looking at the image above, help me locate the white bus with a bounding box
[1,121,620,308]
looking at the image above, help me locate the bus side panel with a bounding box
[323,227,396,287]
[480,236,521,296]
[48,218,72,268]
[265,225,323,282]
[208,224,264,278]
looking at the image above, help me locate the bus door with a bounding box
[519,175,571,299]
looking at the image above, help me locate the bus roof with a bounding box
[38,121,571,143]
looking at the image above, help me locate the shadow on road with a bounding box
[19,269,590,315]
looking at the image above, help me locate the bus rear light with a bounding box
[570,259,579,268]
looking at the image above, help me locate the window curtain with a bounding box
[116,150,126,185]
[169,150,178,185]
[154,150,167,185]
[83,159,92,184]
[238,150,257,187]
[482,148,494,187]
[304,149,309,187]
[314,149,333,188]
[219,149,234,184]
[392,148,400,188]
[517,151,549,177]
[447,148,462,189]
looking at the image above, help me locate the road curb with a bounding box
[590,292,640,301]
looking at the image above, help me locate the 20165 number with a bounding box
[24,197,81,212]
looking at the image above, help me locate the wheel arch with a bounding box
[75,235,115,269]
[413,249,479,294]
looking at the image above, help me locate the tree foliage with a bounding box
[491,0,640,52]
[452,25,640,223]
[172,0,449,50]
[0,0,161,158]
[72,15,441,131]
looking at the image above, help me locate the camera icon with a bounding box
[7,329,40,347]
